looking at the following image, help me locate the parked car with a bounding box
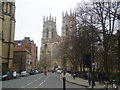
[2,71,14,81]
[13,71,20,78]
[29,70,35,75]
[20,71,29,77]
[57,68,63,74]
[0,73,2,81]
[57,70,62,74]
[34,70,38,74]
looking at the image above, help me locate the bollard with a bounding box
[63,77,66,90]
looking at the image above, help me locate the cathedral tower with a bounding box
[41,15,57,45]
[61,10,77,37]
[40,15,61,70]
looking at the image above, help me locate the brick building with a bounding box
[13,45,32,72]
[13,37,38,72]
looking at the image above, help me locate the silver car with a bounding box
[20,71,29,77]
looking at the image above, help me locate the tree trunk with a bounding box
[103,50,109,76]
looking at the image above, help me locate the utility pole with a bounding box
[44,44,47,69]
[91,27,95,89]
[118,30,120,75]
[63,56,66,90]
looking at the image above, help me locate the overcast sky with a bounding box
[15,0,87,57]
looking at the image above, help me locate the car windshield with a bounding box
[58,68,63,70]
[2,72,8,75]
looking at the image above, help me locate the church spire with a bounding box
[43,16,45,23]
[70,8,72,15]
[55,17,56,23]
[49,14,51,20]
[62,11,64,17]
[65,11,68,16]
[46,16,48,21]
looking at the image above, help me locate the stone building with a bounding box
[61,11,77,70]
[61,11,76,38]
[40,15,61,70]
[0,1,2,73]
[14,37,38,71]
[40,11,76,70]
[1,2,16,73]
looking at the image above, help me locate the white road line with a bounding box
[21,87,24,88]
[21,76,43,88]
[44,76,49,82]
[35,86,38,88]
[37,75,49,88]
[34,79,38,82]
[39,82,44,86]
[26,82,33,86]
[38,76,43,79]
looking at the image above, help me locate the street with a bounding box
[2,72,86,89]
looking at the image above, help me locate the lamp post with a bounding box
[91,28,95,88]
[44,44,47,70]
[63,54,66,90]
[117,30,120,75]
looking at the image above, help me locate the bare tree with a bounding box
[76,1,120,75]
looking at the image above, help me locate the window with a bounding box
[46,29,49,38]
[65,25,69,35]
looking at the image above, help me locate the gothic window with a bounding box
[6,3,8,13]
[52,29,54,38]
[65,25,69,35]
[46,29,48,38]
[3,3,6,13]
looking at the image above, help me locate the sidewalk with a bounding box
[61,73,119,89]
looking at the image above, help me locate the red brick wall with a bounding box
[14,37,38,70]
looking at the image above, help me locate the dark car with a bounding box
[0,73,2,81]
[29,70,35,75]
[2,71,14,81]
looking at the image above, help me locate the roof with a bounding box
[14,45,30,53]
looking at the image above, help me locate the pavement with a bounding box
[61,73,120,89]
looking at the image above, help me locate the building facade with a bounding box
[1,2,15,73]
[40,12,76,70]
[0,1,2,73]
[62,11,76,38]
[40,15,61,70]
[13,45,32,72]
[14,37,38,72]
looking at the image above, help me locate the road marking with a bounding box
[21,87,24,88]
[34,79,38,82]
[36,75,49,88]
[44,76,49,82]
[21,76,43,88]
[34,76,43,82]
[26,82,33,86]
[38,76,43,79]
[39,82,44,86]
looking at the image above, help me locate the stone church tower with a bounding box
[40,15,61,70]
[61,10,76,38]
[40,11,77,70]
[61,11,77,70]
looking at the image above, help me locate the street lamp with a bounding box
[44,44,47,69]
[91,28,95,88]
[62,54,66,90]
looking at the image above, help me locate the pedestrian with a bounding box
[87,73,91,86]
[73,72,76,80]
[98,72,102,84]
[13,70,17,78]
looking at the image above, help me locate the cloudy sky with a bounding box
[15,0,86,57]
